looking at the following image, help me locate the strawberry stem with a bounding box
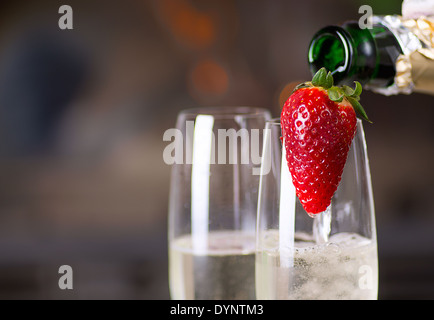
[307,67,371,123]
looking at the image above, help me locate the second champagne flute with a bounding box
[256,118,378,300]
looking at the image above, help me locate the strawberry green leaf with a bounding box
[352,81,362,97]
[347,96,371,123]
[328,87,344,102]
[342,85,354,96]
[312,68,327,87]
[323,71,334,89]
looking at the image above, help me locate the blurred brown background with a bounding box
[0,0,432,299]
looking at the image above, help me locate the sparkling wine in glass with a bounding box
[168,106,271,300]
[256,118,378,300]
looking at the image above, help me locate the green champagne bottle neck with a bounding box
[308,21,402,89]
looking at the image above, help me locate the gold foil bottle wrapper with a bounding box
[372,15,434,95]
[409,51,434,94]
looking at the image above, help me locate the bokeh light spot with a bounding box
[189,58,229,99]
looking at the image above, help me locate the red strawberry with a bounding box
[281,68,370,215]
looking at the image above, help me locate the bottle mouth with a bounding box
[308,26,353,84]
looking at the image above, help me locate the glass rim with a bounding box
[266,117,363,126]
[266,117,281,126]
[178,106,271,119]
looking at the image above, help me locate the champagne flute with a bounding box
[168,106,271,300]
[256,118,378,300]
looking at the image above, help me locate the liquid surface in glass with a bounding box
[256,230,378,300]
[169,230,255,300]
